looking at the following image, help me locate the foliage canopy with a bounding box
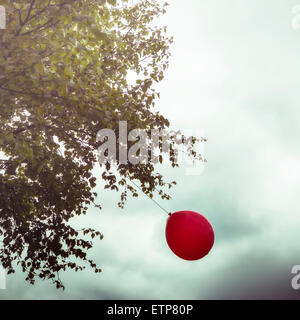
[0,0,202,289]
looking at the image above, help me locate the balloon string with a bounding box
[110,162,171,216]
[127,178,171,216]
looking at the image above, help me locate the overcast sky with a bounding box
[1,0,300,300]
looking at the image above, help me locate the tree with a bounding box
[0,0,203,289]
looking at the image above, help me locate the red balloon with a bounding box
[165,210,214,261]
